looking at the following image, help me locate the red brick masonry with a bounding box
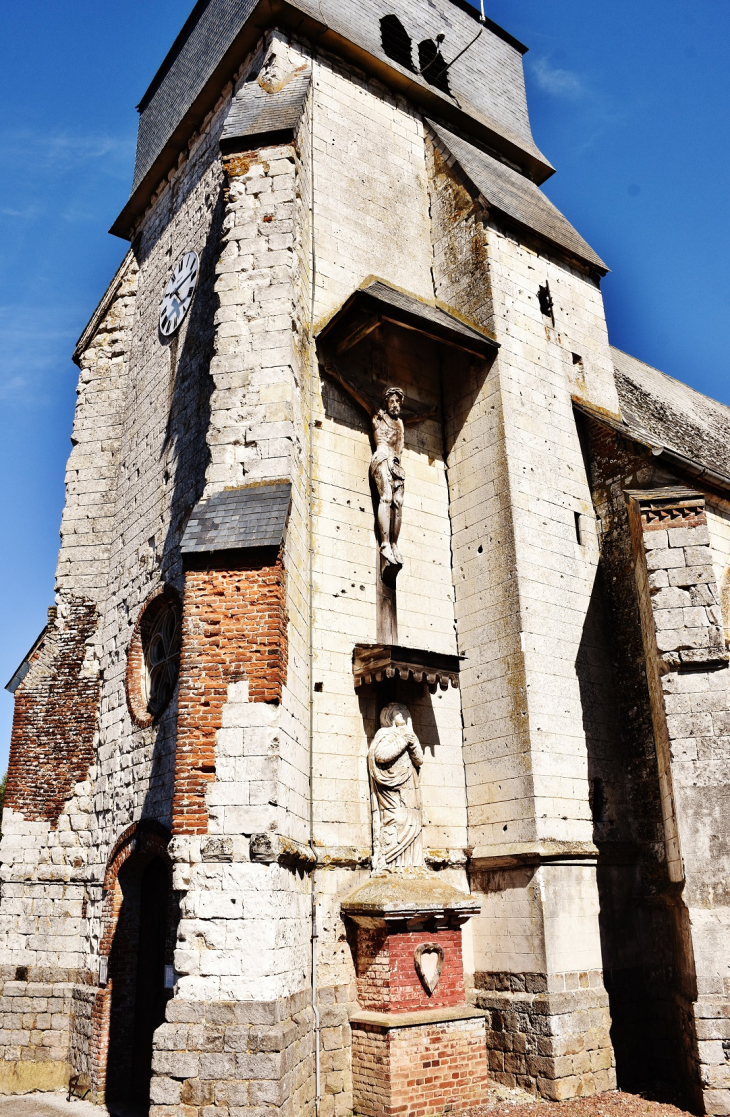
[172,552,287,834]
[351,920,489,1114]
[357,928,465,1012]
[352,1015,489,1117]
[6,599,100,825]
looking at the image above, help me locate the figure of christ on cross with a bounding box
[323,359,434,569]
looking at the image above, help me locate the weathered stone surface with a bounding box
[1,8,729,1117]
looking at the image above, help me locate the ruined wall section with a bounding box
[584,423,730,1106]
[0,246,140,1094]
[91,90,232,853]
[0,60,248,1098]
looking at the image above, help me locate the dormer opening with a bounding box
[380,15,415,71]
[418,37,451,95]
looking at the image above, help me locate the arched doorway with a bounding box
[100,826,173,1116]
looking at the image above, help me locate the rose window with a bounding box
[127,591,182,727]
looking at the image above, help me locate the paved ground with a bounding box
[0,1086,696,1117]
[0,1093,142,1117]
[0,1093,99,1117]
[466,1087,695,1117]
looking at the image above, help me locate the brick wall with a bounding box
[351,1015,489,1117]
[5,599,100,825]
[173,552,287,835]
[356,928,464,1013]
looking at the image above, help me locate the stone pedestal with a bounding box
[343,874,489,1117]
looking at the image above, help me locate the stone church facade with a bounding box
[1,1,728,1115]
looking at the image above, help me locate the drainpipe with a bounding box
[307,48,321,1117]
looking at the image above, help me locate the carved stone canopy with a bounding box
[316,278,499,360]
[341,871,480,931]
[353,643,462,692]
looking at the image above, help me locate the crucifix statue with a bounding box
[323,359,433,572]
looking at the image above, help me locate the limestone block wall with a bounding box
[301,40,474,1116]
[426,139,620,1095]
[469,222,619,856]
[145,75,317,1117]
[628,489,730,1115]
[149,991,314,1116]
[583,416,730,1106]
[310,328,468,861]
[705,498,730,643]
[308,46,434,323]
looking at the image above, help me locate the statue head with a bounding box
[382,386,404,418]
[379,701,410,729]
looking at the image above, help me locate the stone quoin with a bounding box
[1,1,729,1115]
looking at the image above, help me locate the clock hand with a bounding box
[171,264,196,295]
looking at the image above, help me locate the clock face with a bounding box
[159,251,199,337]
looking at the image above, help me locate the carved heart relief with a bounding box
[414,943,444,996]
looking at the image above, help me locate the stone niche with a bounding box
[343,874,489,1117]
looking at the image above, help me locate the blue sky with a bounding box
[0,0,728,771]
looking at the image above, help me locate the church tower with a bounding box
[2,2,729,1115]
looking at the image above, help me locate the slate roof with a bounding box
[611,347,730,484]
[317,277,498,357]
[115,0,552,235]
[181,482,292,553]
[133,0,257,194]
[221,67,312,147]
[429,121,607,272]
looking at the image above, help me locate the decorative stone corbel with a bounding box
[249,832,316,869]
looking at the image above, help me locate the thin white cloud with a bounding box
[0,129,134,178]
[530,57,585,100]
[0,305,79,403]
[0,206,38,219]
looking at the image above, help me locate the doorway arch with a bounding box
[95,822,174,1114]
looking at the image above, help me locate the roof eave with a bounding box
[317,277,499,359]
[573,398,730,498]
[5,623,49,695]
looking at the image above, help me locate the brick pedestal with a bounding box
[343,873,489,1117]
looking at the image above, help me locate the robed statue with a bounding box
[368,703,424,872]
